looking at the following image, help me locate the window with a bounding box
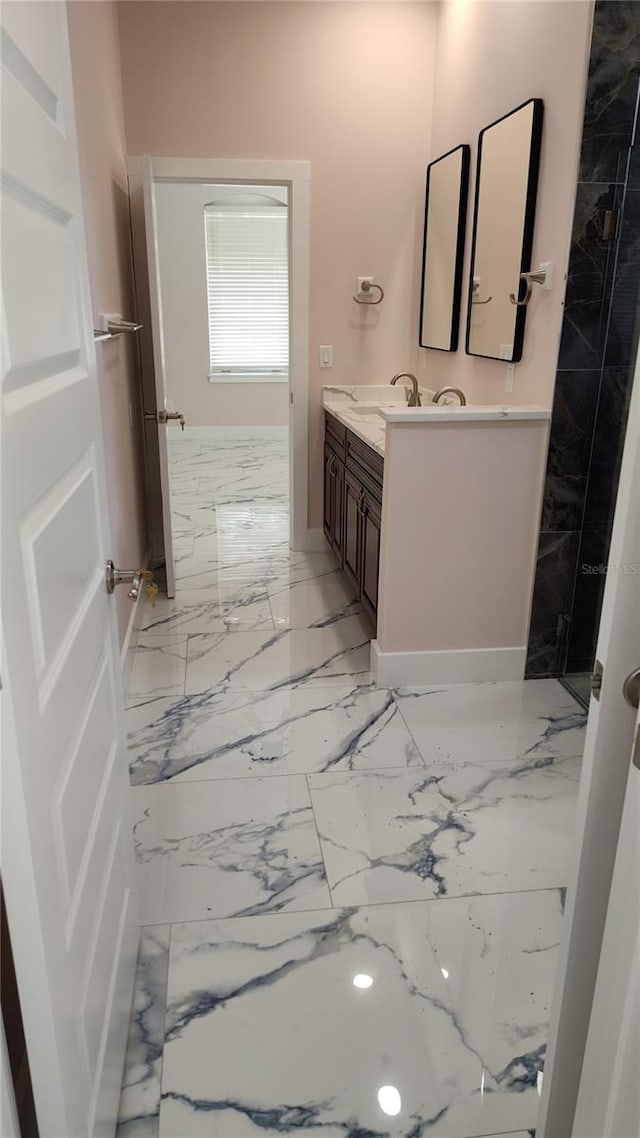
[204,205,289,381]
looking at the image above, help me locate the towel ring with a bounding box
[353,281,384,305]
[509,269,548,307]
[472,293,493,305]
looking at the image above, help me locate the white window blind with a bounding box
[204,206,289,377]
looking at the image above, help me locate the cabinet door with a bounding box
[361,491,382,626]
[332,457,345,562]
[323,445,334,545]
[343,472,362,596]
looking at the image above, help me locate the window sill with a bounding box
[208,374,289,385]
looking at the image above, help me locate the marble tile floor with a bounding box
[117,433,585,1138]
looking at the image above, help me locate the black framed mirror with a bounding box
[419,144,470,352]
[466,98,544,362]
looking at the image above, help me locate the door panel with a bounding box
[343,473,361,595]
[361,493,381,625]
[1,3,138,1133]
[323,445,333,544]
[332,458,344,561]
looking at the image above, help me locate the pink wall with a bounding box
[67,1,147,646]
[420,0,593,406]
[117,0,437,527]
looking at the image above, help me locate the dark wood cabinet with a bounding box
[323,442,345,560]
[323,411,383,629]
[361,489,381,625]
[343,470,362,595]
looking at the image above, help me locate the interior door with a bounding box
[129,157,177,597]
[1,3,138,1133]
[572,700,640,1136]
[539,346,640,1137]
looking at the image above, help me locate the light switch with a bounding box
[320,345,333,369]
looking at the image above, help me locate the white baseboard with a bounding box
[371,641,527,686]
[177,425,288,441]
[302,527,331,553]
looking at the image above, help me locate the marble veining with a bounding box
[309,754,580,907]
[133,776,331,923]
[127,685,423,785]
[158,893,562,1136]
[116,927,170,1138]
[118,432,583,1138]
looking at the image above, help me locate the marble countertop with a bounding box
[323,386,550,456]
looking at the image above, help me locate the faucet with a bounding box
[432,387,467,406]
[390,372,421,407]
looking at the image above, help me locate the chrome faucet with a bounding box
[390,372,421,407]
[432,387,467,406]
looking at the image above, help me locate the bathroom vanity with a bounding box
[323,384,552,686]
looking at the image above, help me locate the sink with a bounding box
[347,403,406,419]
[346,404,387,420]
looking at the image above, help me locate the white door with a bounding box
[573,703,640,1136]
[1,3,138,1134]
[128,157,177,597]
[539,348,640,1136]
[571,390,640,1135]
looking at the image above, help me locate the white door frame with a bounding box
[127,156,311,553]
[538,346,640,1136]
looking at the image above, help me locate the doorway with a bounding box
[128,156,310,586]
[153,180,291,609]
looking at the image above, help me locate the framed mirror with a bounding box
[419,144,470,352]
[466,99,544,362]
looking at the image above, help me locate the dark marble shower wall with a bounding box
[526,0,640,679]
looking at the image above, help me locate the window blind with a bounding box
[204,206,289,376]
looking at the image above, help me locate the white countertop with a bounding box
[323,386,550,456]
[381,404,551,423]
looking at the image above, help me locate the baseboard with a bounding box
[371,641,527,686]
[302,527,331,553]
[178,425,288,441]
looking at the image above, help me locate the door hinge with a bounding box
[591,658,604,701]
[602,208,620,242]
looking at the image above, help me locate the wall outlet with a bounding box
[319,345,333,368]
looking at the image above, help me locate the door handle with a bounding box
[145,410,186,431]
[105,561,158,604]
[622,666,640,709]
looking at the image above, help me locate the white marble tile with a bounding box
[184,617,372,694]
[309,752,580,906]
[126,686,423,785]
[395,679,586,767]
[133,777,331,923]
[267,551,340,588]
[127,635,188,702]
[268,574,362,628]
[116,926,170,1138]
[137,598,227,637]
[158,891,562,1136]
